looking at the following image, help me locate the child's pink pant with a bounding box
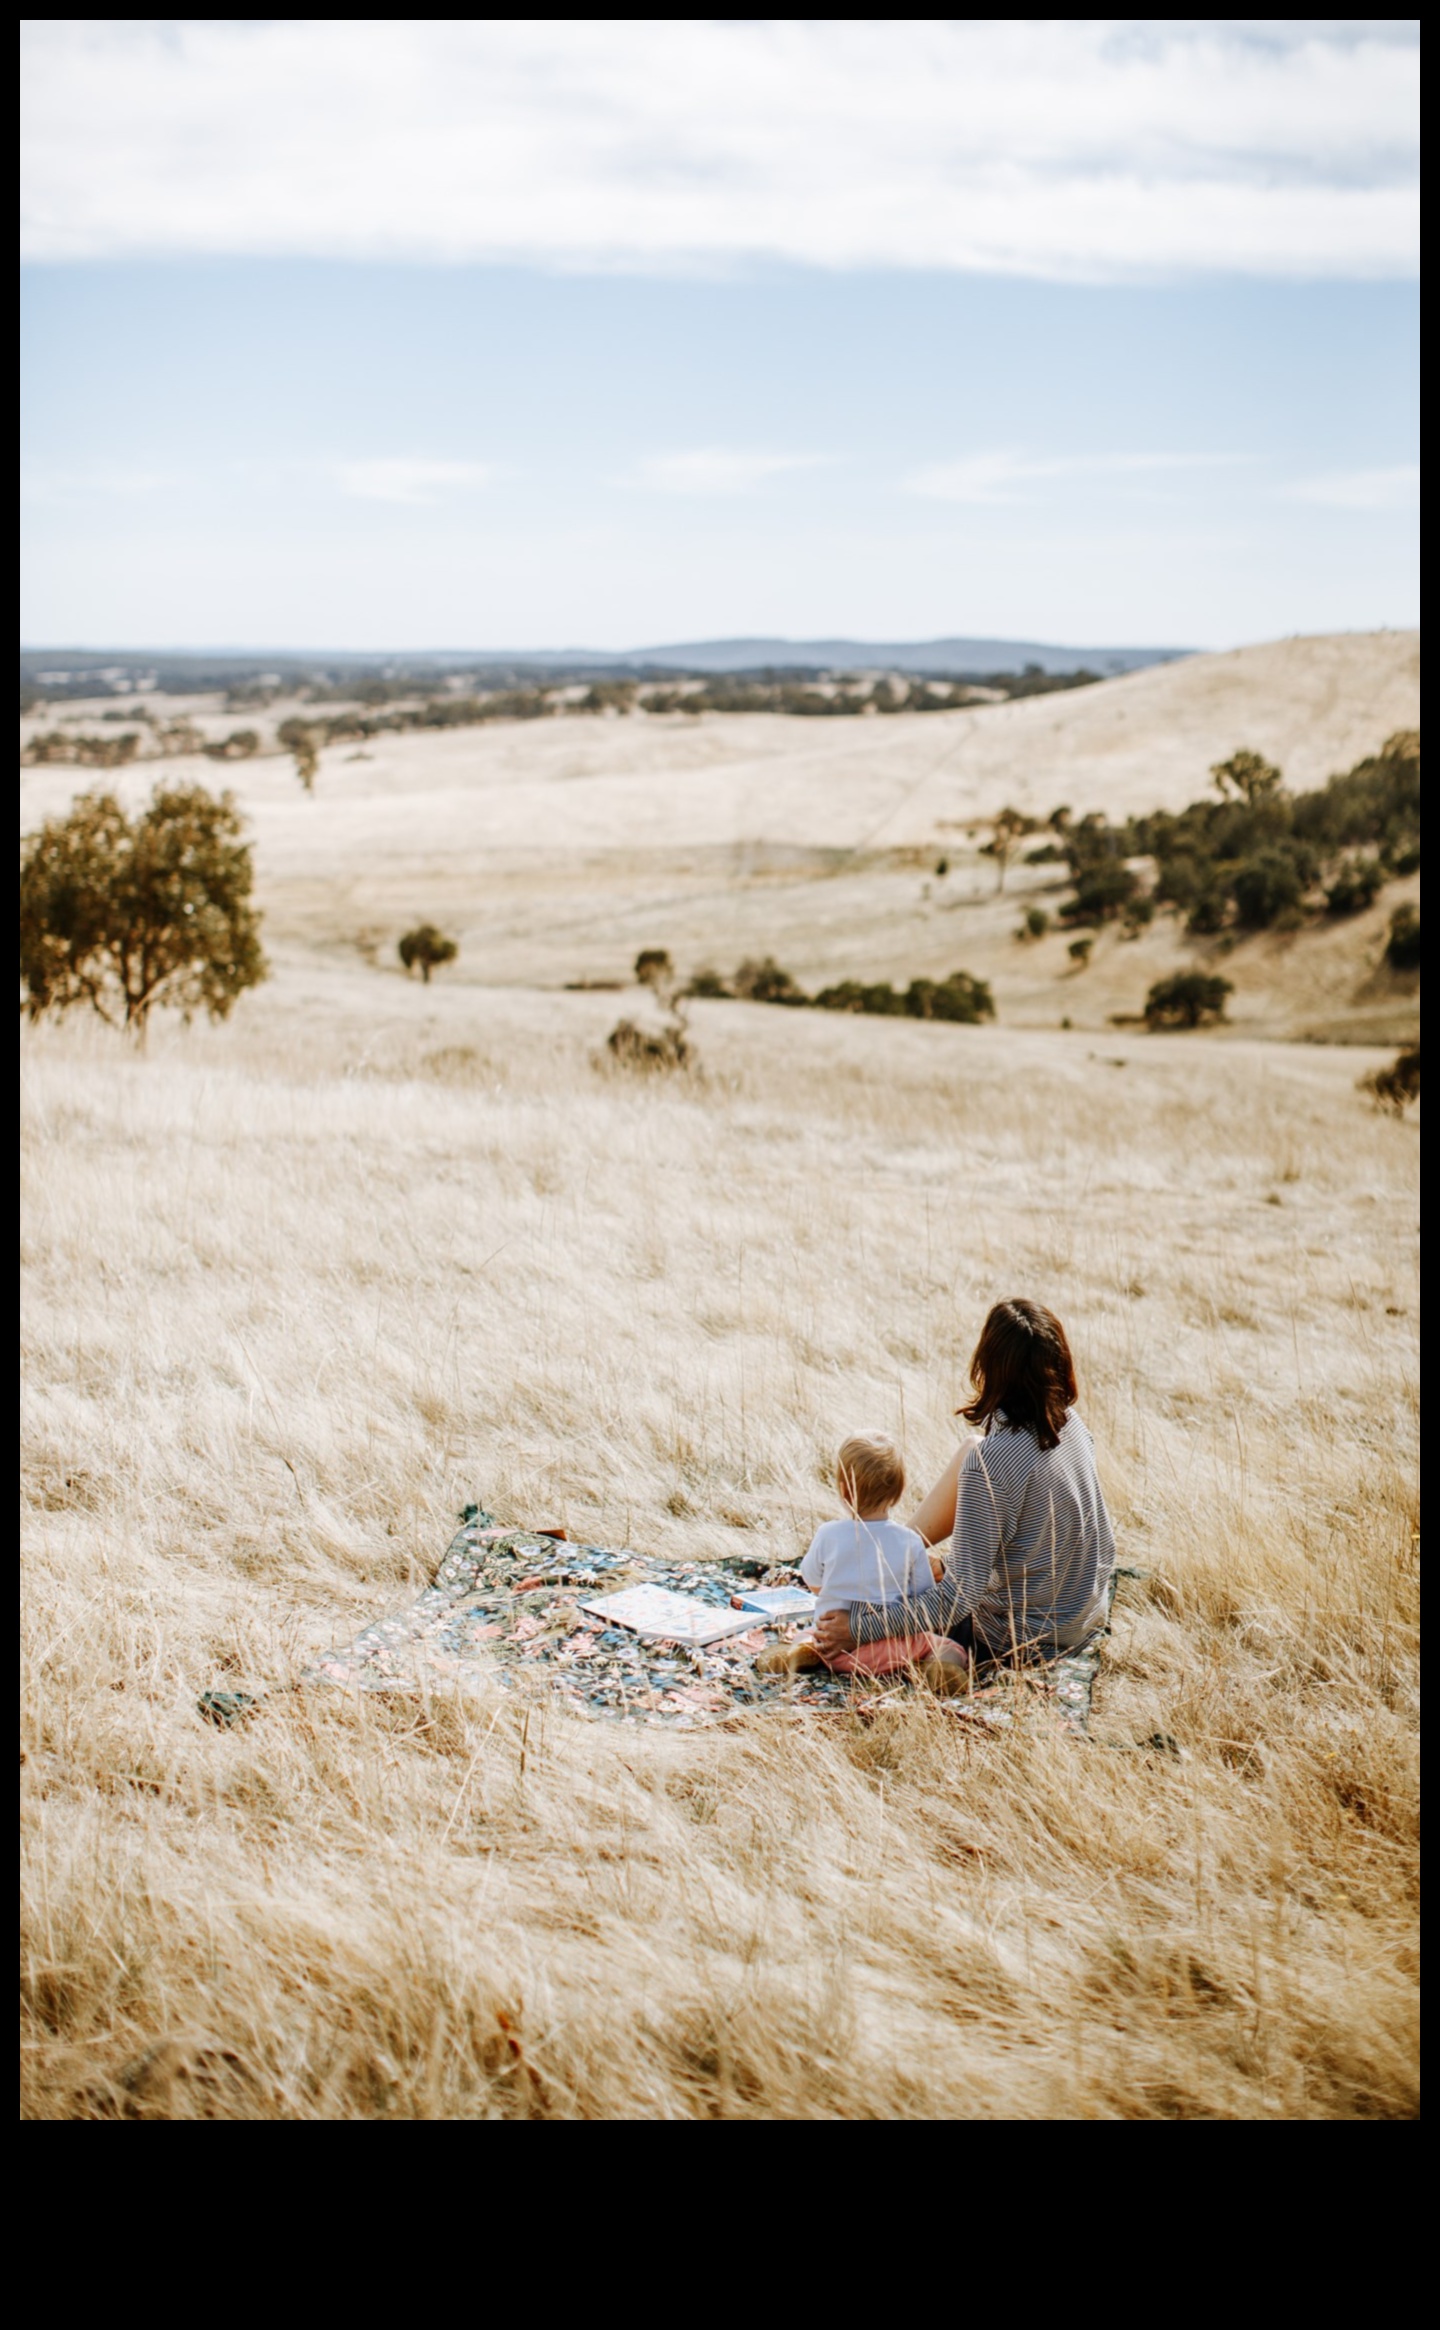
[824,1633,938,1676]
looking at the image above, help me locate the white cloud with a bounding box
[629,449,827,497]
[334,458,495,506]
[19,21,1418,281]
[1281,464,1419,510]
[905,450,1244,505]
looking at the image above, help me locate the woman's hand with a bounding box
[814,1607,856,1660]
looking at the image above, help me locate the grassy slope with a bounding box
[20,629,1421,1044]
[21,974,1418,2119]
[20,632,1420,2117]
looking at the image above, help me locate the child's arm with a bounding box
[799,1532,826,1592]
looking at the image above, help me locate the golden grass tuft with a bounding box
[20,973,1418,2118]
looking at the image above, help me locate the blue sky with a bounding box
[20,21,1419,653]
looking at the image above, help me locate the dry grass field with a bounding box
[20,636,1420,2119]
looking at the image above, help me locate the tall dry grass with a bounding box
[20,975,1419,2117]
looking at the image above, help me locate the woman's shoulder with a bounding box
[968,1418,1042,1482]
[971,1408,1091,1471]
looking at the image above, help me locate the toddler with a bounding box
[758,1433,960,1682]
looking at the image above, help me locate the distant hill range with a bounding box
[20,635,1188,699]
[627,636,1187,677]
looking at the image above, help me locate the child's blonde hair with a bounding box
[836,1432,905,1515]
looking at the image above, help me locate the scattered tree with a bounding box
[20,785,267,1041]
[277,718,320,791]
[981,806,1034,892]
[398,923,459,983]
[1212,748,1284,805]
[1068,937,1094,968]
[1018,905,1050,941]
[1144,972,1233,1029]
[685,967,731,998]
[607,957,695,1071]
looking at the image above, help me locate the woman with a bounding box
[813,1298,1114,1669]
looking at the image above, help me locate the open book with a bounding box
[580,1584,766,1647]
[738,1587,818,1622]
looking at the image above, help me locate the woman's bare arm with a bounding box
[908,1446,965,1547]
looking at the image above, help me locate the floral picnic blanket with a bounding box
[301,1504,1115,1735]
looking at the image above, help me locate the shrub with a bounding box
[581,681,637,713]
[1067,937,1094,968]
[935,858,949,878]
[685,967,731,999]
[398,924,459,983]
[1144,972,1233,1029]
[1324,858,1385,917]
[812,980,906,1016]
[1185,886,1229,937]
[1230,847,1308,930]
[1122,893,1156,936]
[157,718,207,757]
[22,728,141,769]
[1291,729,1420,866]
[19,785,267,1039]
[605,1018,693,1073]
[1360,1046,1419,1115]
[1154,853,1203,910]
[634,948,674,989]
[1018,905,1050,940]
[732,957,807,1006]
[906,971,994,1023]
[1063,862,1140,926]
[812,972,993,1023]
[203,729,260,762]
[1385,904,1420,972]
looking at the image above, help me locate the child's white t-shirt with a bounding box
[800,1516,931,1618]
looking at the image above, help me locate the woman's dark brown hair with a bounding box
[959,1299,1077,1452]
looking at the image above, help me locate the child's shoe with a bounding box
[755,1638,825,1676]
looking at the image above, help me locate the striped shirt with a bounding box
[849,1409,1115,1654]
